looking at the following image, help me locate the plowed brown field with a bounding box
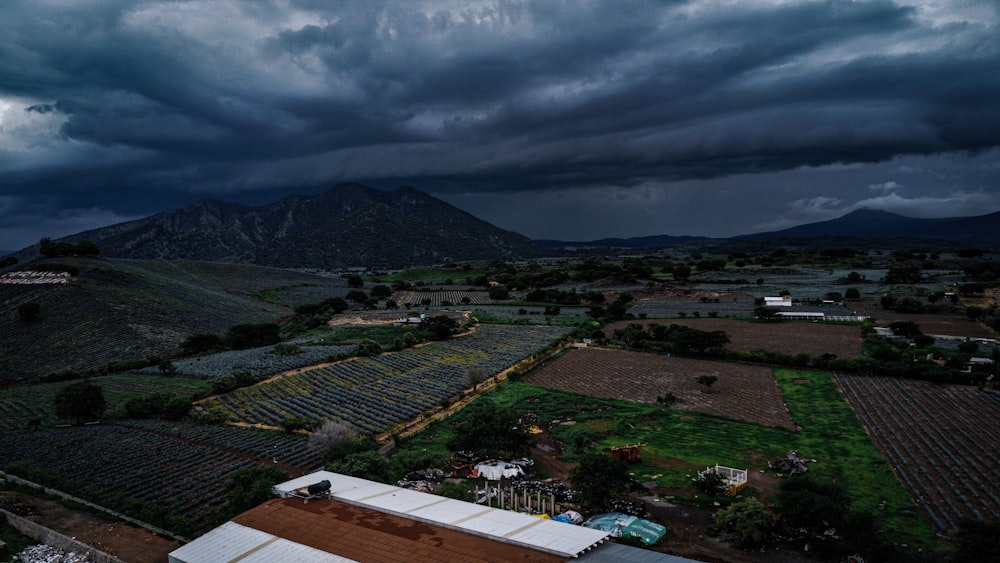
[606,318,863,358]
[526,347,795,429]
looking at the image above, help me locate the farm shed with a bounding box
[174,471,701,562]
[776,311,825,319]
[764,296,793,306]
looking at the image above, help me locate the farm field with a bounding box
[442,371,938,552]
[694,266,889,300]
[0,374,212,430]
[138,343,359,379]
[392,289,497,307]
[627,297,755,318]
[862,310,996,339]
[0,258,322,380]
[834,374,1000,532]
[605,317,864,358]
[198,324,573,433]
[0,420,318,535]
[525,347,795,429]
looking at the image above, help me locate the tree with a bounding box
[371,284,392,299]
[326,450,391,483]
[696,374,718,392]
[54,381,106,425]
[447,402,531,458]
[222,465,289,517]
[465,368,489,390]
[346,274,364,288]
[889,321,922,338]
[308,420,359,454]
[345,289,368,304]
[753,306,780,321]
[773,474,850,534]
[487,285,509,300]
[569,452,641,511]
[423,315,459,340]
[181,333,224,355]
[17,302,41,322]
[225,323,280,349]
[883,266,921,284]
[436,481,474,502]
[715,497,775,546]
[158,360,178,375]
[694,469,727,497]
[672,265,691,281]
[356,340,382,357]
[844,288,861,299]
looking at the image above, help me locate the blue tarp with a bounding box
[583,513,667,545]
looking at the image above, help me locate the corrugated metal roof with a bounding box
[577,542,704,562]
[167,521,353,563]
[275,471,609,558]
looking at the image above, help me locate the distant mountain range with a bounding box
[37,184,542,269]
[539,208,1000,249]
[9,191,999,269]
[737,208,1000,244]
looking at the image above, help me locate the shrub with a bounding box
[715,497,774,546]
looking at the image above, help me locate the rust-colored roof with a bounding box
[232,497,566,562]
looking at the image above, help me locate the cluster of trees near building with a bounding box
[38,238,100,257]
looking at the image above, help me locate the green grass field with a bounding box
[396,369,940,552]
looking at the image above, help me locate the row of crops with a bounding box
[391,290,498,307]
[199,324,574,433]
[834,374,1000,531]
[0,374,212,430]
[0,421,315,533]
[138,344,359,379]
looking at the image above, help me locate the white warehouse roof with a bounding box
[274,471,610,558]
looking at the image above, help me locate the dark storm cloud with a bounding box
[1,0,999,248]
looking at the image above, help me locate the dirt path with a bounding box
[0,491,181,563]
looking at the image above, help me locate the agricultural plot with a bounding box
[694,267,888,300]
[392,290,497,307]
[833,374,1000,531]
[628,298,755,319]
[864,310,995,339]
[0,421,314,534]
[138,344,358,379]
[605,318,864,358]
[525,347,795,429]
[1,258,298,380]
[0,374,212,429]
[199,324,573,434]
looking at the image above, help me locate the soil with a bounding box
[0,491,181,563]
[605,318,864,359]
[526,347,796,429]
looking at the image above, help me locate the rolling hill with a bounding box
[0,258,350,380]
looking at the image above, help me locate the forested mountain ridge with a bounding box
[29,184,543,269]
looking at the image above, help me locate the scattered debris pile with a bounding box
[769,450,810,474]
[398,468,447,492]
[12,545,96,563]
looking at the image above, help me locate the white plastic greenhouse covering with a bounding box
[274,471,610,558]
[168,521,356,563]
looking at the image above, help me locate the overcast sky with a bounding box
[2,0,999,250]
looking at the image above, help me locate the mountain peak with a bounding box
[50,185,542,268]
